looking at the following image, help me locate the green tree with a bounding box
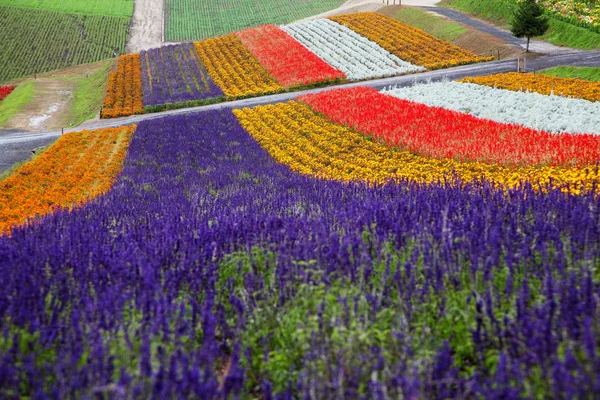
[511,0,550,52]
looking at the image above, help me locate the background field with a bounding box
[165,0,345,41]
[440,0,600,50]
[0,0,133,17]
[0,6,128,83]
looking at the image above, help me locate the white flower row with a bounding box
[281,19,425,81]
[382,81,600,135]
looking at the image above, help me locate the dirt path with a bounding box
[2,62,108,132]
[302,0,440,19]
[127,0,163,53]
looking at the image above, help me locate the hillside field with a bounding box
[0,0,133,17]
[165,0,345,41]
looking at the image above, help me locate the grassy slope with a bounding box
[541,66,600,82]
[440,0,600,49]
[0,6,128,83]
[390,6,466,42]
[0,0,133,17]
[165,0,345,41]
[66,60,113,126]
[0,81,34,126]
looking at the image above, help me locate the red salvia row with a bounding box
[235,25,345,88]
[299,87,600,168]
[0,86,15,102]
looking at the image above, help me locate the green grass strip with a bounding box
[0,0,133,18]
[66,60,113,126]
[541,66,600,82]
[0,81,34,126]
[390,6,466,42]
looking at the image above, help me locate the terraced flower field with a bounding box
[165,0,345,41]
[2,75,599,396]
[102,12,490,117]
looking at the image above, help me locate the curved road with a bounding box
[2,50,600,174]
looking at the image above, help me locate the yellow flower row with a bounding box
[329,12,493,70]
[459,72,600,102]
[0,126,135,234]
[194,35,284,100]
[233,101,599,194]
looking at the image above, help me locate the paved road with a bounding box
[427,7,568,53]
[2,50,600,174]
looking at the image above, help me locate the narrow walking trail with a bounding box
[126,0,164,53]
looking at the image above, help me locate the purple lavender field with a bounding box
[140,43,223,107]
[0,110,599,398]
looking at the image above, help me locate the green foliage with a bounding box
[0,0,133,18]
[0,6,128,83]
[441,0,600,49]
[390,6,467,42]
[66,60,113,126]
[541,17,600,49]
[541,66,600,81]
[165,0,345,41]
[510,0,550,48]
[0,80,34,125]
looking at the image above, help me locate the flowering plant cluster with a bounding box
[235,24,345,87]
[1,109,599,398]
[0,85,15,102]
[302,86,600,168]
[330,12,494,70]
[101,54,144,118]
[140,43,223,107]
[0,126,134,234]
[194,35,284,99]
[234,100,600,192]
[281,19,425,81]
[385,80,600,137]
[460,72,600,102]
[537,0,600,30]
[102,12,496,118]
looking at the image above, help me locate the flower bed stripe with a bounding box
[299,87,600,168]
[329,12,493,70]
[140,43,223,107]
[281,19,424,81]
[459,72,600,102]
[384,81,600,136]
[0,86,15,102]
[234,24,345,87]
[194,35,284,99]
[234,101,599,193]
[0,125,135,234]
[102,55,144,118]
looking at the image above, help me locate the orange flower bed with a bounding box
[329,12,493,70]
[102,55,144,118]
[459,72,600,102]
[0,125,135,234]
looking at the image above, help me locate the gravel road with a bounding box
[2,50,600,174]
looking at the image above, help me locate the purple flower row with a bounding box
[0,110,598,398]
[140,42,223,107]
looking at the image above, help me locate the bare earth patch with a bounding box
[1,62,111,132]
[127,0,164,53]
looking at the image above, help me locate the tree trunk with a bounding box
[526,37,530,53]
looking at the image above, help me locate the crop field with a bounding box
[0,5,129,83]
[102,13,490,117]
[165,0,345,41]
[0,0,133,17]
[2,69,600,397]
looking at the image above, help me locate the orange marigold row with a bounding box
[329,13,494,70]
[102,55,144,119]
[0,126,135,234]
[459,72,600,102]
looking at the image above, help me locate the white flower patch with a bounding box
[383,81,600,135]
[281,19,425,81]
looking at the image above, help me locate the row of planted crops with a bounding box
[1,68,600,397]
[101,12,492,118]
